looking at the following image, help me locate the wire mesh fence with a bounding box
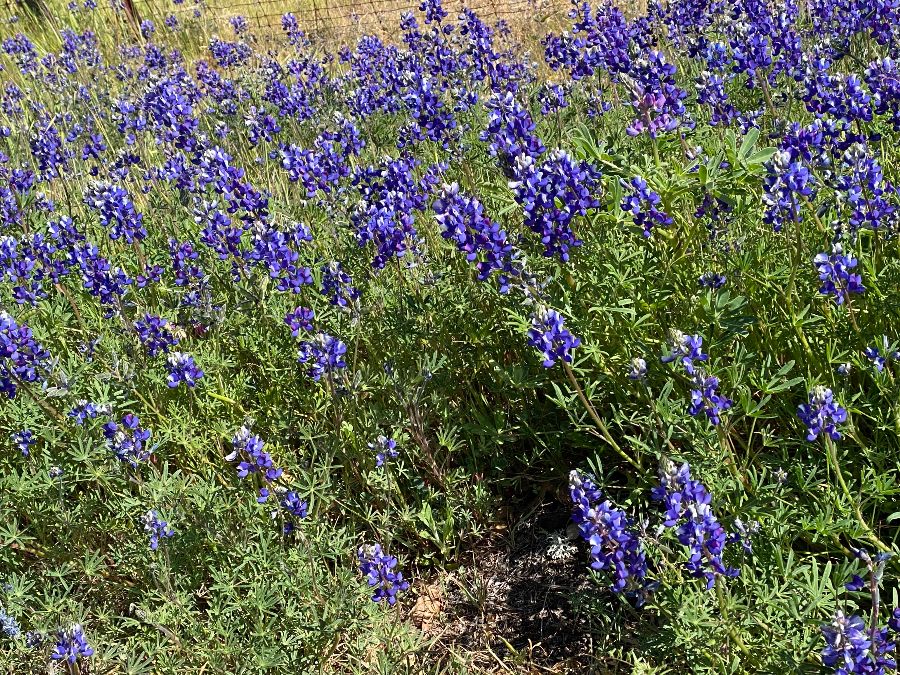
[3,0,572,45]
[148,0,568,39]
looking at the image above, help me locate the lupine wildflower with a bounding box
[2,1,900,662]
[866,57,900,131]
[419,0,446,24]
[277,489,308,533]
[351,155,437,270]
[24,630,44,648]
[229,15,248,34]
[208,38,253,68]
[69,400,109,425]
[278,490,308,519]
[134,315,179,357]
[569,470,650,597]
[30,125,71,179]
[480,92,545,172]
[836,143,895,233]
[652,461,743,589]
[51,624,94,664]
[245,107,281,146]
[320,262,359,308]
[538,83,568,115]
[661,331,708,375]
[400,75,459,149]
[285,306,315,337]
[798,386,847,441]
[624,51,690,139]
[433,183,517,291]
[697,70,737,126]
[821,611,896,674]
[297,333,348,381]
[621,176,673,238]
[225,426,283,499]
[169,239,205,287]
[0,605,20,638]
[1,311,51,398]
[280,12,306,45]
[102,414,152,466]
[246,221,312,293]
[11,428,34,456]
[84,183,146,243]
[194,200,243,260]
[74,244,133,315]
[628,357,647,380]
[141,509,175,550]
[527,307,580,368]
[814,244,864,305]
[509,150,602,261]
[370,436,398,467]
[763,148,816,232]
[699,272,727,289]
[864,338,899,372]
[865,347,887,372]
[358,544,410,605]
[688,370,733,426]
[166,352,204,388]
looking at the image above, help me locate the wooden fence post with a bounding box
[123,0,143,36]
[15,0,55,25]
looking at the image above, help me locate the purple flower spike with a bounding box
[358,544,410,605]
[798,386,847,441]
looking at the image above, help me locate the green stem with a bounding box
[131,386,167,424]
[15,377,66,426]
[716,425,747,489]
[783,223,815,360]
[562,361,642,471]
[54,283,88,334]
[716,580,755,667]
[206,390,248,415]
[825,436,892,553]
[844,295,862,335]
[759,74,776,121]
[644,382,678,456]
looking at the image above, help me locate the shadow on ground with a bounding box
[419,500,611,673]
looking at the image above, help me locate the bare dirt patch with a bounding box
[415,500,605,673]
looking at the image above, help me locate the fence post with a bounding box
[123,0,143,36]
[15,0,55,25]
